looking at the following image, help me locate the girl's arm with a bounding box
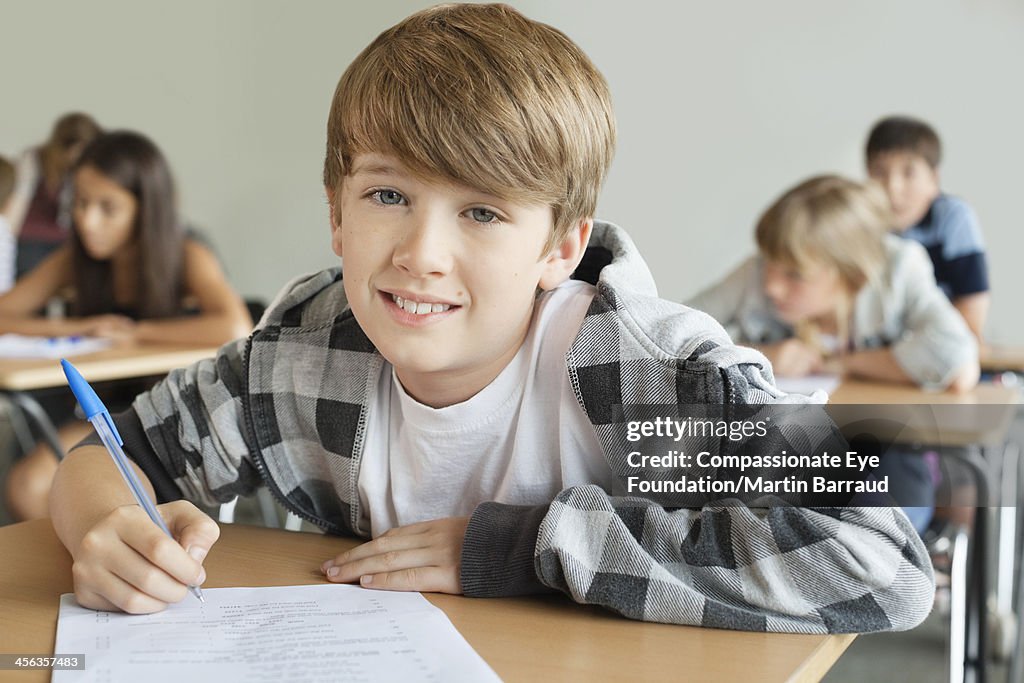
[133,239,253,346]
[0,246,89,335]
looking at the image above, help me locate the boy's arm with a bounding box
[952,292,990,343]
[942,199,989,341]
[124,336,264,507]
[461,362,935,635]
[50,336,256,612]
[463,493,932,633]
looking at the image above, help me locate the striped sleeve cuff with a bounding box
[460,502,555,597]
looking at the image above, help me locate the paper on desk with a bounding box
[774,374,841,397]
[53,584,501,683]
[0,334,111,359]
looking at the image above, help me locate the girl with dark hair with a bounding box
[0,130,253,520]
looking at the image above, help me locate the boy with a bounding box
[51,4,933,633]
[866,116,990,340]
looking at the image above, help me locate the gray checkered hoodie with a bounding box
[114,221,933,634]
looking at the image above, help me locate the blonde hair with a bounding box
[756,175,892,291]
[755,175,894,352]
[323,3,616,251]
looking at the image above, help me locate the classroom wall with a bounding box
[3,0,1023,341]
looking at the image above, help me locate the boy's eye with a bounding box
[372,189,406,205]
[469,207,497,224]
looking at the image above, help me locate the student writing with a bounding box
[1,130,252,521]
[687,175,979,535]
[687,175,979,392]
[50,5,933,633]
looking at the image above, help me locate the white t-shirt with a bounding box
[357,279,613,537]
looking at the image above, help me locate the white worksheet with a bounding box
[53,584,501,682]
[774,374,841,398]
[0,333,111,359]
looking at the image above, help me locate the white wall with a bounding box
[4,1,1023,341]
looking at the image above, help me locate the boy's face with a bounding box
[330,152,584,407]
[866,151,940,231]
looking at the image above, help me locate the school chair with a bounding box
[218,491,303,531]
[928,440,1022,683]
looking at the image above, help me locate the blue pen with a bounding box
[61,359,205,602]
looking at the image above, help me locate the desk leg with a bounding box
[944,447,989,683]
[1009,448,1024,683]
[996,443,1019,617]
[6,391,67,461]
[989,441,1020,665]
[949,526,970,683]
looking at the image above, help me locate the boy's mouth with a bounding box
[392,294,452,314]
[380,290,462,320]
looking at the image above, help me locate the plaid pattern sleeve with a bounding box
[131,335,263,508]
[461,284,935,634]
[128,269,375,537]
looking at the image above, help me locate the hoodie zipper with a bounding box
[239,331,342,534]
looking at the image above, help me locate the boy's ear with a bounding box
[538,218,593,291]
[326,186,343,258]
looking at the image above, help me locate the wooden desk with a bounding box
[0,342,220,392]
[828,380,1019,448]
[0,520,854,683]
[0,342,220,461]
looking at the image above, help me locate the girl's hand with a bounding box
[70,500,219,614]
[321,517,469,594]
[81,314,137,345]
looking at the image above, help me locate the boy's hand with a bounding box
[321,517,469,594]
[70,500,219,614]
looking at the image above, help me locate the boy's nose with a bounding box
[882,175,903,200]
[392,215,454,277]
